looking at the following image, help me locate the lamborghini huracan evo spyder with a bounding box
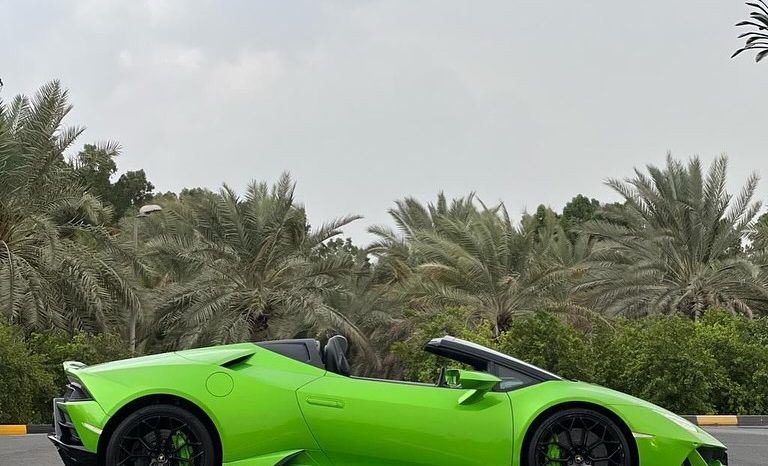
[50,335,727,466]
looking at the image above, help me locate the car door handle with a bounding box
[305,396,345,409]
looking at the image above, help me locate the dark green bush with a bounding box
[4,309,768,422]
[28,330,132,389]
[496,313,596,382]
[391,309,768,415]
[391,307,494,383]
[27,330,133,423]
[392,310,595,383]
[0,323,132,424]
[0,324,55,424]
[694,310,768,414]
[591,317,718,414]
[746,316,768,346]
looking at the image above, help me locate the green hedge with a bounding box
[0,325,54,424]
[2,310,767,423]
[0,324,130,424]
[393,309,768,415]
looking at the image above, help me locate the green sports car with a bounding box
[50,335,727,466]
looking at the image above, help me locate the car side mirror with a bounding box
[445,369,501,405]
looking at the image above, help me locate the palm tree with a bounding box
[733,1,768,62]
[371,195,590,335]
[578,155,765,318]
[146,174,371,350]
[367,193,479,285]
[0,81,140,333]
[307,241,401,376]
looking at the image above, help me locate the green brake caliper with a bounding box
[172,431,193,465]
[545,434,561,466]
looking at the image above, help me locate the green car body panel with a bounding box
[53,338,726,466]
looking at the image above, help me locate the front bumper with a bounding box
[611,403,728,466]
[49,435,97,466]
[49,398,98,466]
[634,434,727,465]
[685,446,728,465]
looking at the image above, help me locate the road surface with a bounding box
[0,427,765,465]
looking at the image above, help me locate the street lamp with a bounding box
[130,204,163,353]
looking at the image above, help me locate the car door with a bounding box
[297,373,513,466]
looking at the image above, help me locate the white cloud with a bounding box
[73,0,186,29]
[73,0,123,25]
[157,45,206,71]
[118,50,133,68]
[142,0,185,25]
[212,50,284,95]
[298,46,329,67]
[115,45,205,72]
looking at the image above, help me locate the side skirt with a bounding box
[224,450,309,466]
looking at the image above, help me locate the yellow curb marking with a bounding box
[0,425,27,435]
[696,415,738,426]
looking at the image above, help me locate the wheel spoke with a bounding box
[115,414,205,466]
[533,413,628,466]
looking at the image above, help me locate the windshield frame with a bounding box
[424,335,563,383]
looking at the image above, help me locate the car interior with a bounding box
[322,335,473,388]
[323,335,351,377]
[258,334,535,390]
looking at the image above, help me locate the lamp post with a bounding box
[130,204,162,353]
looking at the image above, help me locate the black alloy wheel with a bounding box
[105,404,215,466]
[527,408,632,466]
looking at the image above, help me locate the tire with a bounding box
[525,408,632,466]
[105,403,215,466]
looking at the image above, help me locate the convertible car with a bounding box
[50,335,727,466]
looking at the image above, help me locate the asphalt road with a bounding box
[0,427,765,465]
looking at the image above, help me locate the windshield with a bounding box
[432,336,563,381]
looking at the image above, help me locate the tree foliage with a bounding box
[733,1,768,63]
[145,174,372,353]
[111,169,155,219]
[370,195,594,336]
[579,155,765,318]
[70,144,155,220]
[0,321,129,423]
[561,194,600,237]
[0,81,140,334]
[0,323,53,424]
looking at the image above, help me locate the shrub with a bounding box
[27,331,133,423]
[5,308,768,422]
[391,307,494,383]
[592,316,719,414]
[695,310,768,414]
[391,310,595,383]
[496,312,596,381]
[390,308,768,415]
[0,323,131,424]
[28,330,132,387]
[0,324,55,424]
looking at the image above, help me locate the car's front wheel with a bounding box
[526,407,632,466]
[105,404,215,466]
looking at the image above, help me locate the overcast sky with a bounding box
[1,0,765,243]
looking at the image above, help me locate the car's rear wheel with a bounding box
[526,408,632,466]
[105,404,214,466]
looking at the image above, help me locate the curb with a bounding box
[682,415,768,427]
[0,424,53,435]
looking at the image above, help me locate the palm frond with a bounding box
[734,1,768,62]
